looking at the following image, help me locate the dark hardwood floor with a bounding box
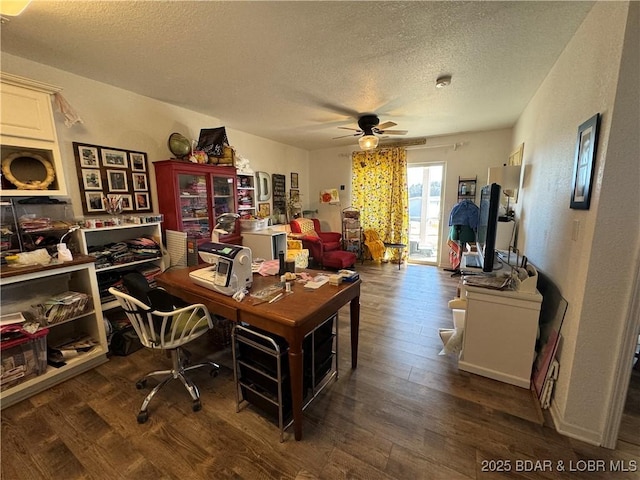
[2,263,638,479]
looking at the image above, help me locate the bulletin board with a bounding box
[272,173,286,216]
[73,142,153,215]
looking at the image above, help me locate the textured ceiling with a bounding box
[1,1,594,151]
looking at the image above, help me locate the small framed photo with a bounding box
[135,192,150,210]
[258,202,271,218]
[78,145,99,167]
[130,152,147,172]
[132,173,148,191]
[82,169,102,190]
[107,169,128,192]
[291,172,299,189]
[570,113,600,210]
[289,189,300,203]
[102,148,128,168]
[120,194,133,211]
[85,192,105,212]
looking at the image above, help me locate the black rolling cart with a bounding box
[231,314,338,441]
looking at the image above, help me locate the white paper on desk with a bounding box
[166,230,187,267]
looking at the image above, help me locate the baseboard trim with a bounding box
[549,401,603,447]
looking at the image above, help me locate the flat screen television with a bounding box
[476,183,501,272]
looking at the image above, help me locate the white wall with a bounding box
[308,129,512,266]
[513,1,638,444]
[0,53,309,220]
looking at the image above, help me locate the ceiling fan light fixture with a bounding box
[435,75,452,88]
[359,134,378,151]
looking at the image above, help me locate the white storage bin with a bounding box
[239,218,269,232]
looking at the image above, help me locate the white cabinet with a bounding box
[458,284,542,388]
[0,257,108,408]
[75,222,164,311]
[237,173,257,218]
[242,229,287,261]
[0,73,67,196]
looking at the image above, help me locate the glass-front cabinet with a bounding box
[153,160,240,244]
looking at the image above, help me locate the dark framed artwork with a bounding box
[73,142,152,215]
[291,172,299,189]
[570,113,600,209]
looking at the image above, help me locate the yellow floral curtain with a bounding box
[352,147,409,261]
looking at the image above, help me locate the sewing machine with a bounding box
[189,242,252,296]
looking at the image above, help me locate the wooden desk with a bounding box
[156,266,361,441]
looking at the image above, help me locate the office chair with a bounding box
[108,287,220,423]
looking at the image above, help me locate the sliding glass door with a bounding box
[407,163,444,265]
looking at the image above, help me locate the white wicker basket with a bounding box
[239,218,269,232]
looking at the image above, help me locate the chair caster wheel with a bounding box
[192,399,202,412]
[136,379,147,390]
[137,411,149,424]
[210,369,219,377]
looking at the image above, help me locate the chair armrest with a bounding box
[300,235,321,244]
[318,232,342,243]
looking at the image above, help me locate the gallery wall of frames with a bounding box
[73,142,153,215]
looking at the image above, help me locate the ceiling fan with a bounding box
[333,114,408,150]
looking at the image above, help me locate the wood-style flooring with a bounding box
[2,262,639,479]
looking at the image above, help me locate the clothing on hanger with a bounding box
[448,199,479,230]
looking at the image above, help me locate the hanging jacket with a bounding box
[448,199,479,229]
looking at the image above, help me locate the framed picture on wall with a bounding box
[258,202,271,218]
[101,149,128,168]
[78,146,99,167]
[74,142,153,214]
[132,173,148,191]
[82,169,102,190]
[570,113,600,210]
[120,194,133,211]
[85,192,105,212]
[130,152,147,171]
[135,192,150,210]
[107,169,128,192]
[291,172,299,189]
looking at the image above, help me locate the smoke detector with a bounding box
[435,75,452,88]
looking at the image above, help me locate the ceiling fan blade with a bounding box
[333,133,361,139]
[337,126,362,132]
[378,129,408,135]
[376,121,397,130]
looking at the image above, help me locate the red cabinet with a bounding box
[153,160,241,244]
